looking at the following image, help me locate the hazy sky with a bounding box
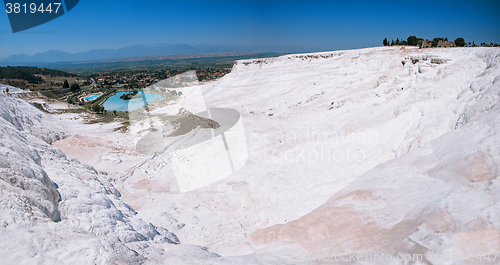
[1,0,499,59]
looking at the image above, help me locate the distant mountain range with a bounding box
[0,43,316,65]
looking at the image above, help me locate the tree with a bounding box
[70,83,80,92]
[5,87,9,93]
[383,37,388,46]
[92,103,104,113]
[396,38,400,45]
[391,40,394,46]
[407,36,418,46]
[63,79,69,88]
[454,37,465,47]
[113,110,117,116]
[432,37,443,47]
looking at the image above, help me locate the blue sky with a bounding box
[1,0,499,59]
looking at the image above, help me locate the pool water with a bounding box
[103,91,164,112]
[85,95,97,101]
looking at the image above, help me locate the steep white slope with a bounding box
[243,48,500,262]
[0,94,179,263]
[36,47,500,264]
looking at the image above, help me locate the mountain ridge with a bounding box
[0,43,318,64]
